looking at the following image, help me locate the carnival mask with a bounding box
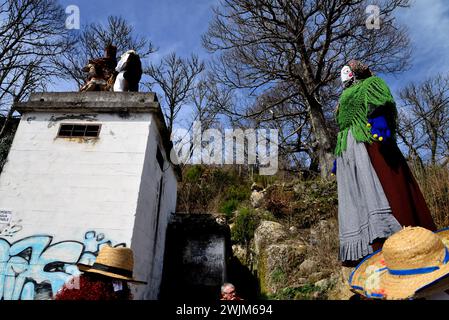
[341,65,355,88]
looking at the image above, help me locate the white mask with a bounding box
[341,65,354,85]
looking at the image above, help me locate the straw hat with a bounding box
[349,227,449,300]
[77,246,147,285]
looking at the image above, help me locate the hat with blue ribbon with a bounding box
[77,246,147,285]
[349,226,449,300]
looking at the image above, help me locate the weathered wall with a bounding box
[0,109,177,300]
[160,214,230,301]
[131,120,177,300]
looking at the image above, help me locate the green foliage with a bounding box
[184,165,205,182]
[177,165,252,214]
[270,267,286,284]
[226,185,251,202]
[218,184,251,218]
[219,199,240,218]
[253,174,277,188]
[231,207,259,245]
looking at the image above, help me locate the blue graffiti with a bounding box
[0,231,126,300]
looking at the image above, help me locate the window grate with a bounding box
[58,124,101,138]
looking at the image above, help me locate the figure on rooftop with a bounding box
[113,50,143,92]
[80,44,118,92]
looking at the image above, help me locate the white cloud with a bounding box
[396,0,449,81]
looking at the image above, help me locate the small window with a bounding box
[58,124,101,138]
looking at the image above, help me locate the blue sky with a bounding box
[58,0,219,71]
[56,0,220,125]
[55,0,449,111]
[383,0,449,98]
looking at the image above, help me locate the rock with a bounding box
[254,221,288,255]
[312,291,321,299]
[251,182,264,192]
[289,226,298,234]
[309,219,336,245]
[293,183,305,195]
[291,278,308,286]
[232,244,247,264]
[250,190,265,208]
[308,272,326,283]
[265,243,307,273]
[298,259,317,275]
[309,228,319,245]
[314,278,331,291]
[257,241,307,295]
[327,267,356,300]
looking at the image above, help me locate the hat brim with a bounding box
[77,263,147,285]
[349,228,449,300]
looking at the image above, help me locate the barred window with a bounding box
[58,124,101,138]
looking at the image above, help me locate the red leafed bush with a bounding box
[54,274,132,300]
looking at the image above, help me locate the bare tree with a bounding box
[244,82,324,173]
[145,53,205,134]
[203,0,411,177]
[398,74,449,166]
[0,0,72,138]
[57,16,155,89]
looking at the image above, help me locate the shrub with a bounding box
[226,185,251,202]
[177,166,251,214]
[184,165,205,183]
[231,207,259,245]
[218,184,251,218]
[219,199,240,218]
[270,267,286,284]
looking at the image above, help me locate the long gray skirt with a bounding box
[337,130,401,262]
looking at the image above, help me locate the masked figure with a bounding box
[334,60,436,266]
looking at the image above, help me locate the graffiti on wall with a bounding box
[0,231,125,300]
[0,220,23,238]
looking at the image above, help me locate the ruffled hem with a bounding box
[339,208,402,262]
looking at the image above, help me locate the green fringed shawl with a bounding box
[335,76,397,156]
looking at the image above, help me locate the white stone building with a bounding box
[0,92,179,300]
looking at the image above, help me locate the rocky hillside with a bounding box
[230,180,353,300]
[176,164,449,300]
[177,166,354,300]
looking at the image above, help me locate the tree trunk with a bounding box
[0,106,16,139]
[308,98,334,179]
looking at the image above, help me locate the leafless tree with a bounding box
[0,0,73,138]
[203,0,411,177]
[145,53,205,134]
[398,74,449,166]
[190,79,220,129]
[57,16,155,89]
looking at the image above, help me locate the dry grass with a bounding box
[410,163,449,229]
[305,219,341,276]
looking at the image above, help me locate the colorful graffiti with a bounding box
[0,231,125,300]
